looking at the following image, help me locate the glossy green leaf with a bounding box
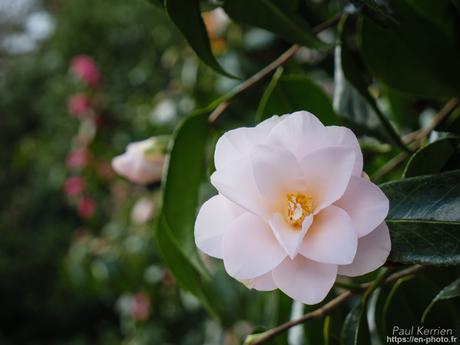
[422,277,460,323]
[153,112,220,316]
[166,0,234,77]
[341,302,370,345]
[360,0,460,97]
[154,213,217,316]
[161,111,209,271]
[223,0,327,49]
[381,170,460,265]
[257,74,338,125]
[339,15,408,151]
[404,137,460,178]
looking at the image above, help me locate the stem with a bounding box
[208,14,341,123]
[250,265,424,345]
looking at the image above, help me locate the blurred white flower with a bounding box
[112,137,167,185]
[131,197,155,224]
[195,111,390,304]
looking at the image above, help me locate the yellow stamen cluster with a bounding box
[286,192,313,228]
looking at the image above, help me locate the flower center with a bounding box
[286,192,313,228]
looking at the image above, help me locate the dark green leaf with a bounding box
[422,277,460,323]
[341,302,370,345]
[382,170,460,265]
[223,0,327,49]
[166,0,234,77]
[339,15,408,151]
[359,0,460,97]
[349,0,397,25]
[256,74,338,125]
[154,213,218,316]
[404,137,460,178]
[161,111,209,271]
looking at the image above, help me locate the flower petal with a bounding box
[214,116,280,170]
[223,213,286,280]
[211,157,272,219]
[267,111,329,160]
[338,222,391,277]
[335,176,389,237]
[194,195,245,258]
[244,272,277,291]
[251,144,303,201]
[299,146,355,212]
[272,256,337,305]
[299,205,358,265]
[269,213,313,259]
[325,126,363,176]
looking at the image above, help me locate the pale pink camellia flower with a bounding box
[112,137,167,185]
[70,55,102,88]
[194,111,391,305]
[67,148,90,169]
[68,93,91,118]
[64,176,86,196]
[77,195,96,219]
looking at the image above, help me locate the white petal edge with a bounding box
[222,213,287,280]
[272,256,337,305]
[334,176,389,238]
[299,205,358,265]
[325,126,363,176]
[269,213,313,259]
[338,222,391,277]
[211,157,272,219]
[194,195,245,258]
[299,146,355,213]
[251,144,303,201]
[267,111,330,161]
[243,271,277,291]
[214,116,280,171]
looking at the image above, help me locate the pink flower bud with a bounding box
[112,137,167,185]
[77,196,96,219]
[64,176,86,196]
[68,93,91,118]
[67,148,90,169]
[70,55,102,88]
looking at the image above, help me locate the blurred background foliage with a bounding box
[1,0,460,344]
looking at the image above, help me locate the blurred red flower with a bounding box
[64,176,86,196]
[70,55,102,88]
[77,196,96,219]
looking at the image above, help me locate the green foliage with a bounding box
[165,0,234,77]
[382,170,460,265]
[404,137,460,177]
[422,277,460,323]
[359,0,460,97]
[257,73,338,125]
[223,0,327,49]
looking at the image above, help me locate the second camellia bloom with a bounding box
[195,111,391,304]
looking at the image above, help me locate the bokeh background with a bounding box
[1,0,307,344]
[3,0,460,344]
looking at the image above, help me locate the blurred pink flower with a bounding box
[68,93,91,118]
[64,176,86,196]
[77,196,96,219]
[70,55,102,88]
[67,148,90,169]
[132,292,150,321]
[112,137,166,185]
